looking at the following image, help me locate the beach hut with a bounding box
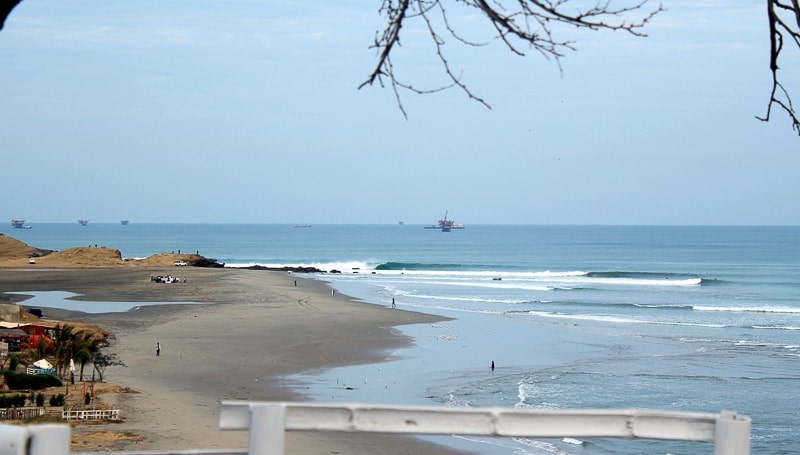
[18,324,55,352]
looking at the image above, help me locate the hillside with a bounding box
[0,234,216,268]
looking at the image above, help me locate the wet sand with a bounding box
[0,267,469,454]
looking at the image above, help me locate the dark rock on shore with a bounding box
[192,258,225,268]
[242,265,323,273]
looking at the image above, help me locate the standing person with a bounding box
[156,342,161,357]
[391,298,396,309]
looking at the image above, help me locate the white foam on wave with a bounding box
[562,437,584,446]
[525,310,728,328]
[400,292,529,305]
[733,339,800,351]
[751,325,800,331]
[433,280,555,292]
[397,301,509,316]
[586,277,702,286]
[364,269,701,288]
[527,311,640,324]
[517,380,538,405]
[277,266,703,293]
[452,433,580,455]
[381,270,589,278]
[225,261,374,271]
[512,438,574,454]
[694,305,800,314]
[367,277,555,292]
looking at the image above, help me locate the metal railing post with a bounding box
[714,410,751,455]
[248,403,286,455]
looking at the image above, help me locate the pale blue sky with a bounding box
[1,1,798,225]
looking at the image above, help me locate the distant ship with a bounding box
[424,211,464,232]
[78,219,89,226]
[398,221,405,225]
[293,224,312,228]
[11,219,31,229]
[121,220,129,225]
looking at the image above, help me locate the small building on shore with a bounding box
[0,328,26,357]
[0,316,55,354]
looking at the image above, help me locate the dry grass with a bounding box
[70,429,144,452]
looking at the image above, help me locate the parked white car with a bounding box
[173,260,187,266]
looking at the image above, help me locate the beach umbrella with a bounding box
[33,359,53,369]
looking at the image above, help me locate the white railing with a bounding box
[0,402,751,455]
[219,401,751,455]
[61,408,120,421]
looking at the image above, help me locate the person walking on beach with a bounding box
[156,342,161,357]
[391,298,396,309]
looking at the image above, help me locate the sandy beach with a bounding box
[0,266,469,454]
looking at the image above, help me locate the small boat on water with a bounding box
[11,219,31,229]
[121,220,129,225]
[424,211,464,232]
[294,224,312,228]
[78,220,89,226]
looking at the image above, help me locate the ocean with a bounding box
[3,223,799,454]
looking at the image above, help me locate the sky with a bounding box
[1,1,798,225]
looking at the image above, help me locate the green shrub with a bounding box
[8,354,20,372]
[1,371,62,390]
[0,394,29,408]
[84,392,91,406]
[49,394,65,407]
[35,393,44,407]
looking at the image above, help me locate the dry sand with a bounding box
[0,266,469,454]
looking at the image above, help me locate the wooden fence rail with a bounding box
[61,408,120,421]
[0,406,44,420]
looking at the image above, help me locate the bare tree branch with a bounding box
[756,0,800,135]
[361,0,663,117]
[0,0,23,31]
[2,0,798,133]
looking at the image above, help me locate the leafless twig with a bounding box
[361,0,663,117]
[756,0,800,135]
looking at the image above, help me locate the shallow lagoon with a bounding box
[11,291,197,314]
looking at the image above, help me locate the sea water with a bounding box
[3,223,798,453]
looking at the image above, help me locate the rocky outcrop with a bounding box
[243,265,323,273]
